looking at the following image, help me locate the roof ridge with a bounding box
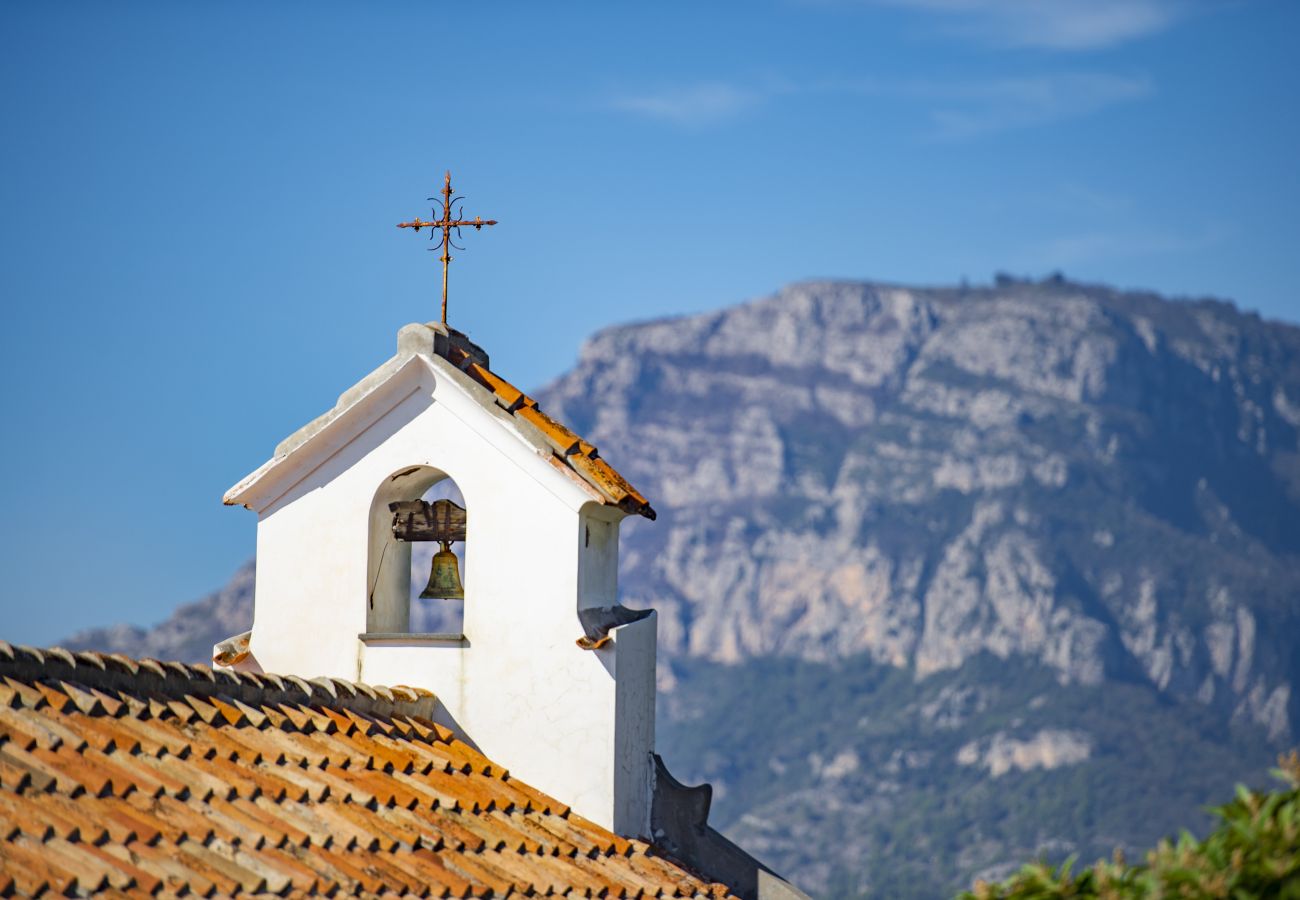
[0,641,437,722]
[445,345,655,520]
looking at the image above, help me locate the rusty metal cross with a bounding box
[397,171,497,325]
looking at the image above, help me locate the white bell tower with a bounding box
[220,174,660,837]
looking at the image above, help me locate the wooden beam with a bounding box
[389,498,467,542]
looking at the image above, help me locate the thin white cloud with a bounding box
[914,73,1155,138]
[610,71,1151,138]
[1033,223,1234,267]
[608,83,764,126]
[860,0,1192,50]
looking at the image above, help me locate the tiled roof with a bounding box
[0,643,731,898]
[442,345,655,521]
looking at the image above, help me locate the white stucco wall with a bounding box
[233,347,655,835]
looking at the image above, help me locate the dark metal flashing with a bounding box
[651,754,811,900]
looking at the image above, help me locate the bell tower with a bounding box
[219,174,660,837]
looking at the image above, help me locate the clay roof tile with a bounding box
[0,647,742,900]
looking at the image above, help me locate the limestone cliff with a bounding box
[539,277,1300,741]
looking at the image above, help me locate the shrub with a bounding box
[959,752,1300,899]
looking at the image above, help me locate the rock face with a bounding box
[538,277,1300,742]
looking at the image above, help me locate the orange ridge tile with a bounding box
[438,737,499,776]
[359,801,433,850]
[2,676,48,710]
[197,750,308,803]
[125,747,232,801]
[21,702,99,754]
[9,742,94,796]
[437,809,528,854]
[278,797,360,850]
[0,709,63,752]
[316,800,399,852]
[622,851,715,898]
[407,845,478,898]
[206,835,297,895]
[0,833,74,895]
[54,680,110,716]
[238,839,329,894]
[123,792,217,846]
[0,788,97,843]
[117,837,220,896]
[434,846,521,897]
[317,705,365,737]
[343,707,394,737]
[517,406,582,456]
[174,837,257,895]
[293,703,345,736]
[32,681,76,714]
[419,768,501,813]
[181,693,227,726]
[206,695,252,728]
[305,765,385,809]
[195,717,274,763]
[388,769,465,811]
[93,712,193,758]
[40,836,122,892]
[422,717,459,744]
[521,844,621,898]
[78,837,165,894]
[248,795,316,848]
[83,685,127,718]
[45,709,140,754]
[484,774,557,815]
[348,766,426,812]
[413,808,488,853]
[272,723,374,769]
[340,847,431,894]
[356,735,429,776]
[468,362,532,413]
[301,842,382,900]
[523,808,620,858]
[97,796,164,845]
[0,755,37,793]
[161,697,200,724]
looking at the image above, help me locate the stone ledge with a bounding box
[359,632,467,645]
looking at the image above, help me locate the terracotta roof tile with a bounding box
[0,643,738,898]
[445,345,656,520]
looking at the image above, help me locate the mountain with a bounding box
[63,561,255,663]
[61,276,1300,897]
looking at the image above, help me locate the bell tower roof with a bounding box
[223,321,655,520]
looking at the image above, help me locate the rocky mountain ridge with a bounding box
[539,277,1300,741]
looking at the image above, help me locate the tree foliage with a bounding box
[959,753,1300,899]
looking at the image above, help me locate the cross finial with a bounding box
[397,171,498,325]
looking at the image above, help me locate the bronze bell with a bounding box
[420,541,464,600]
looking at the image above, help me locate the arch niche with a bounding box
[366,465,467,635]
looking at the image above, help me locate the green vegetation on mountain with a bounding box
[658,653,1278,899]
[957,753,1300,899]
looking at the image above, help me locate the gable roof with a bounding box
[224,324,654,520]
[0,642,729,898]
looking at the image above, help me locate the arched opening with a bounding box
[366,465,468,636]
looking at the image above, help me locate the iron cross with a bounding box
[397,171,498,325]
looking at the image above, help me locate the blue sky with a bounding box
[1,0,1297,646]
